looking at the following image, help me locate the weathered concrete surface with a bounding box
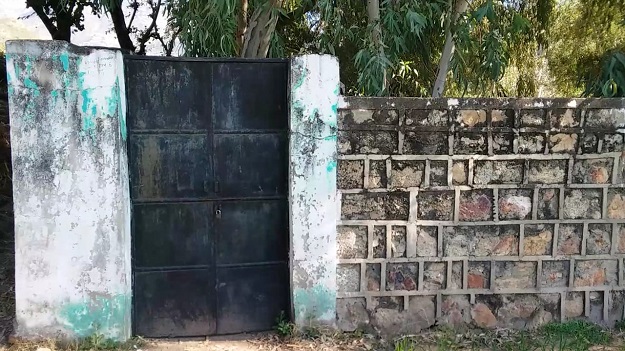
[336,97,625,334]
[6,40,130,340]
[289,55,340,327]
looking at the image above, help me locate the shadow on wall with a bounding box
[0,51,15,344]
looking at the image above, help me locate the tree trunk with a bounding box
[109,2,137,53]
[432,0,470,98]
[240,0,281,58]
[236,0,249,55]
[367,0,386,93]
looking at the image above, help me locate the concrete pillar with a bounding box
[289,55,340,326]
[5,40,131,340]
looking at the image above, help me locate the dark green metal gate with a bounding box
[124,57,290,337]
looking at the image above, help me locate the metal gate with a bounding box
[124,57,290,337]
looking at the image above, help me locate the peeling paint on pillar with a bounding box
[6,40,131,341]
[289,55,340,326]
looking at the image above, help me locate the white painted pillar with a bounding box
[5,40,131,340]
[289,55,340,326]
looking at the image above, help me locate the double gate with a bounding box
[124,57,290,337]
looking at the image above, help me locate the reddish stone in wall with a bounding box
[459,190,493,221]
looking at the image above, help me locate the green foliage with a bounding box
[547,0,625,97]
[274,311,295,337]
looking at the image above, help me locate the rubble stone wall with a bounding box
[335,97,625,334]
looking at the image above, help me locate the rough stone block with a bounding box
[391,226,407,258]
[518,134,545,154]
[537,188,559,220]
[607,189,625,219]
[454,133,488,155]
[468,261,490,289]
[456,109,486,128]
[339,109,399,127]
[416,226,438,257]
[403,132,448,155]
[520,109,546,127]
[609,291,625,326]
[387,263,418,291]
[574,260,618,287]
[549,134,577,153]
[498,189,532,220]
[405,109,447,127]
[603,133,624,152]
[441,295,472,327]
[487,294,559,329]
[471,302,498,329]
[616,224,625,254]
[573,158,613,184]
[444,225,519,257]
[423,262,446,290]
[452,161,468,185]
[417,191,454,221]
[337,225,367,259]
[494,262,537,289]
[338,130,398,154]
[581,134,599,154]
[366,263,381,291]
[541,261,569,288]
[336,298,369,332]
[342,192,409,220]
[368,160,387,188]
[528,160,567,184]
[370,296,435,336]
[563,189,602,219]
[589,291,604,323]
[390,161,424,188]
[551,109,580,128]
[493,133,515,154]
[557,224,583,255]
[429,161,448,186]
[459,189,493,221]
[587,223,611,255]
[492,109,515,127]
[337,264,361,292]
[524,224,554,256]
[474,160,523,184]
[584,108,625,129]
[451,262,463,289]
[565,292,584,319]
[338,160,364,189]
[373,226,386,258]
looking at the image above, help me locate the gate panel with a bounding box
[126,57,289,337]
[134,270,216,336]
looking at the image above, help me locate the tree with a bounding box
[31,0,178,55]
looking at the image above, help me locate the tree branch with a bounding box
[29,5,61,40]
[137,0,161,55]
[127,0,139,29]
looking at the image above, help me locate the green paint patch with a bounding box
[326,160,336,173]
[59,53,70,71]
[60,294,130,339]
[293,285,335,323]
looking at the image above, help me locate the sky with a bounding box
[0,0,168,54]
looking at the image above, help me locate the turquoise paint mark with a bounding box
[310,107,319,122]
[323,135,337,141]
[293,285,335,323]
[60,294,130,339]
[23,56,40,97]
[326,160,336,173]
[59,53,70,71]
[105,78,127,141]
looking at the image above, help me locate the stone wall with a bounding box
[335,97,625,334]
